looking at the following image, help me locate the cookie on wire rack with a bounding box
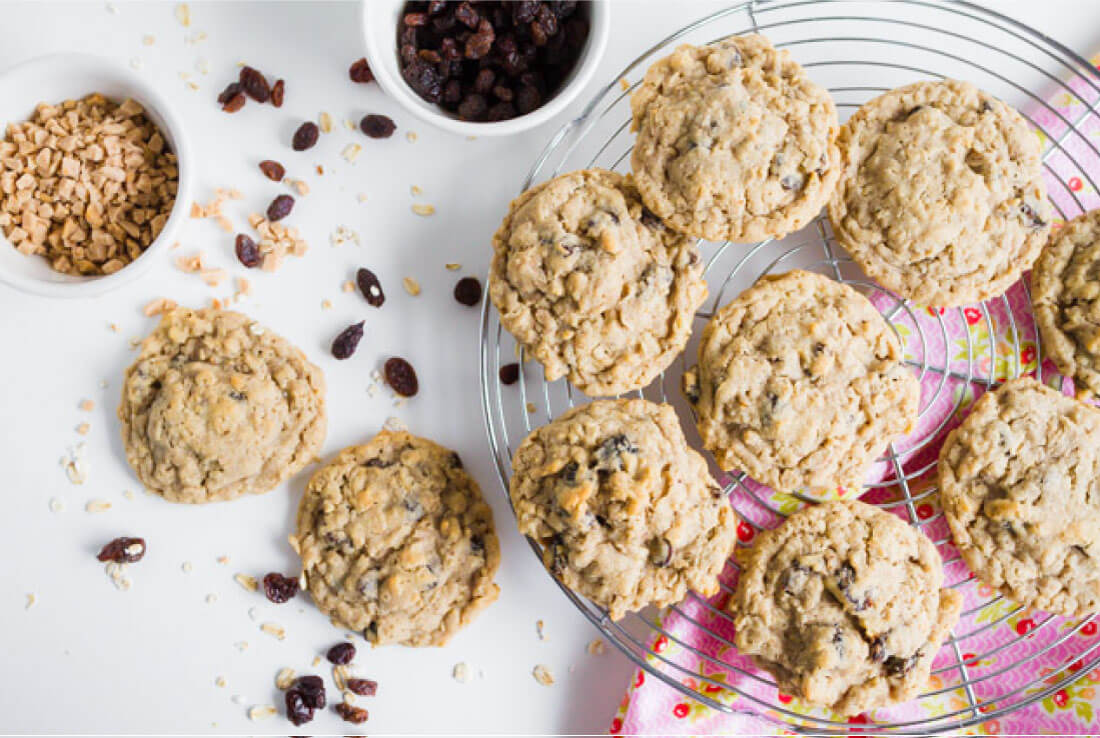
[939,376,1100,617]
[509,398,738,620]
[733,500,963,716]
[828,79,1051,308]
[630,34,841,243]
[682,270,920,497]
[1032,208,1100,398]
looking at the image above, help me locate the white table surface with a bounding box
[1,1,1097,735]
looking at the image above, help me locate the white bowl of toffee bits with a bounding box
[362,0,610,137]
[0,53,192,298]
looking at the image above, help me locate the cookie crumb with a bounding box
[234,573,258,592]
[216,555,230,565]
[206,593,218,604]
[76,422,90,436]
[406,131,417,143]
[342,280,355,293]
[402,277,421,296]
[181,561,193,573]
[445,262,461,270]
[342,143,362,163]
[61,443,88,484]
[215,675,227,688]
[330,225,360,248]
[382,415,407,432]
[532,664,555,686]
[526,402,536,414]
[260,622,285,640]
[142,297,178,317]
[452,662,473,683]
[142,34,155,46]
[321,299,333,310]
[319,111,333,133]
[79,399,95,412]
[410,185,422,196]
[49,498,64,513]
[312,655,322,667]
[536,619,547,641]
[174,2,191,26]
[587,638,606,655]
[620,77,630,91]
[85,499,111,513]
[25,593,36,610]
[247,705,275,721]
[411,203,435,216]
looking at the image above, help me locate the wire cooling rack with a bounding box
[479,1,1100,733]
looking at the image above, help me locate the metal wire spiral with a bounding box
[479,1,1100,732]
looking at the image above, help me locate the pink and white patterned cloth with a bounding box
[607,53,1100,737]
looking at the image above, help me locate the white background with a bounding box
[0,1,1097,735]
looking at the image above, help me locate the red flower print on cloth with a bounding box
[673,703,689,719]
[964,307,982,325]
[1053,689,1070,708]
[1070,176,1083,191]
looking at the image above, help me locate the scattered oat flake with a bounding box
[206,593,218,604]
[215,675,227,688]
[342,143,362,163]
[76,422,90,436]
[79,399,95,411]
[25,593,36,610]
[108,322,120,333]
[312,655,322,667]
[275,668,296,690]
[143,297,178,317]
[406,131,418,142]
[216,555,229,565]
[330,225,360,248]
[122,489,135,501]
[532,664,555,686]
[333,664,348,691]
[411,203,435,216]
[402,277,421,296]
[536,620,547,641]
[410,185,422,196]
[342,280,355,293]
[49,498,64,513]
[201,268,227,287]
[383,415,407,432]
[181,561,193,573]
[260,622,285,640]
[175,3,191,26]
[143,34,155,45]
[321,299,333,310]
[86,499,111,513]
[587,638,606,655]
[319,112,333,133]
[452,662,473,683]
[235,573,258,592]
[445,263,461,271]
[247,705,275,721]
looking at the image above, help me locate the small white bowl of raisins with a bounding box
[363,0,610,137]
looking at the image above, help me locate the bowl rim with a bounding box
[0,51,194,299]
[361,0,611,137]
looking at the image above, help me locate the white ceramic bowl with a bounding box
[362,1,610,137]
[0,53,193,298]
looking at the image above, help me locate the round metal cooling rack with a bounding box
[479,1,1100,733]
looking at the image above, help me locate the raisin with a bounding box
[516,85,542,115]
[465,28,494,60]
[473,68,495,94]
[331,321,365,360]
[884,652,920,677]
[235,234,262,268]
[357,267,385,307]
[402,59,443,103]
[648,538,672,567]
[217,82,242,105]
[499,362,520,385]
[295,675,326,709]
[384,357,419,397]
[403,11,429,26]
[360,114,396,139]
[349,57,375,83]
[487,102,517,122]
[284,689,313,726]
[335,703,369,724]
[513,1,539,23]
[258,160,285,182]
[640,207,663,230]
[1021,203,1047,228]
[271,79,285,107]
[327,642,356,665]
[457,93,488,121]
[239,66,271,103]
[262,572,299,603]
[870,636,886,663]
[266,194,295,221]
[292,121,319,151]
[558,461,579,483]
[453,276,482,306]
[346,678,378,696]
[454,2,479,28]
[96,537,145,563]
[222,92,246,113]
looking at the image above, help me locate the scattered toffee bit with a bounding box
[335,703,369,724]
[499,362,520,385]
[350,57,376,83]
[262,572,300,603]
[284,688,313,726]
[453,276,482,306]
[360,114,397,139]
[346,678,378,696]
[292,121,320,151]
[266,194,295,221]
[239,66,272,103]
[397,0,590,122]
[384,357,419,397]
[235,234,262,267]
[327,642,356,665]
[259,160,285,182]
[331,321,365,360]
[295,675,326,709]
[271,79,285,107]
[96,536,146,563]
[357,267,386,307]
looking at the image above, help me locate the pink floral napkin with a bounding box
[607,53,1100,737]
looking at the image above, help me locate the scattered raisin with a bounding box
[331,322,365,360]
[239,66,271,103]
[346,678,378,696]
[292,121,320,151]
[327,642,356,665]
[349,57,375,83]
[258,160,285,182]
[295,675,326,709]
[334,703,369,724]
[284,689,313,726]
[356,267,385,307]
[262,572,299,603]
[384,357,419,397]
[271,79,285,107]
[453,276,482,306]
[222,92,246,113]
[499,362,520,385]
[266,194,295,221]
[96,537,146,563]
[235,234,262,268]
[360,114,396,139]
